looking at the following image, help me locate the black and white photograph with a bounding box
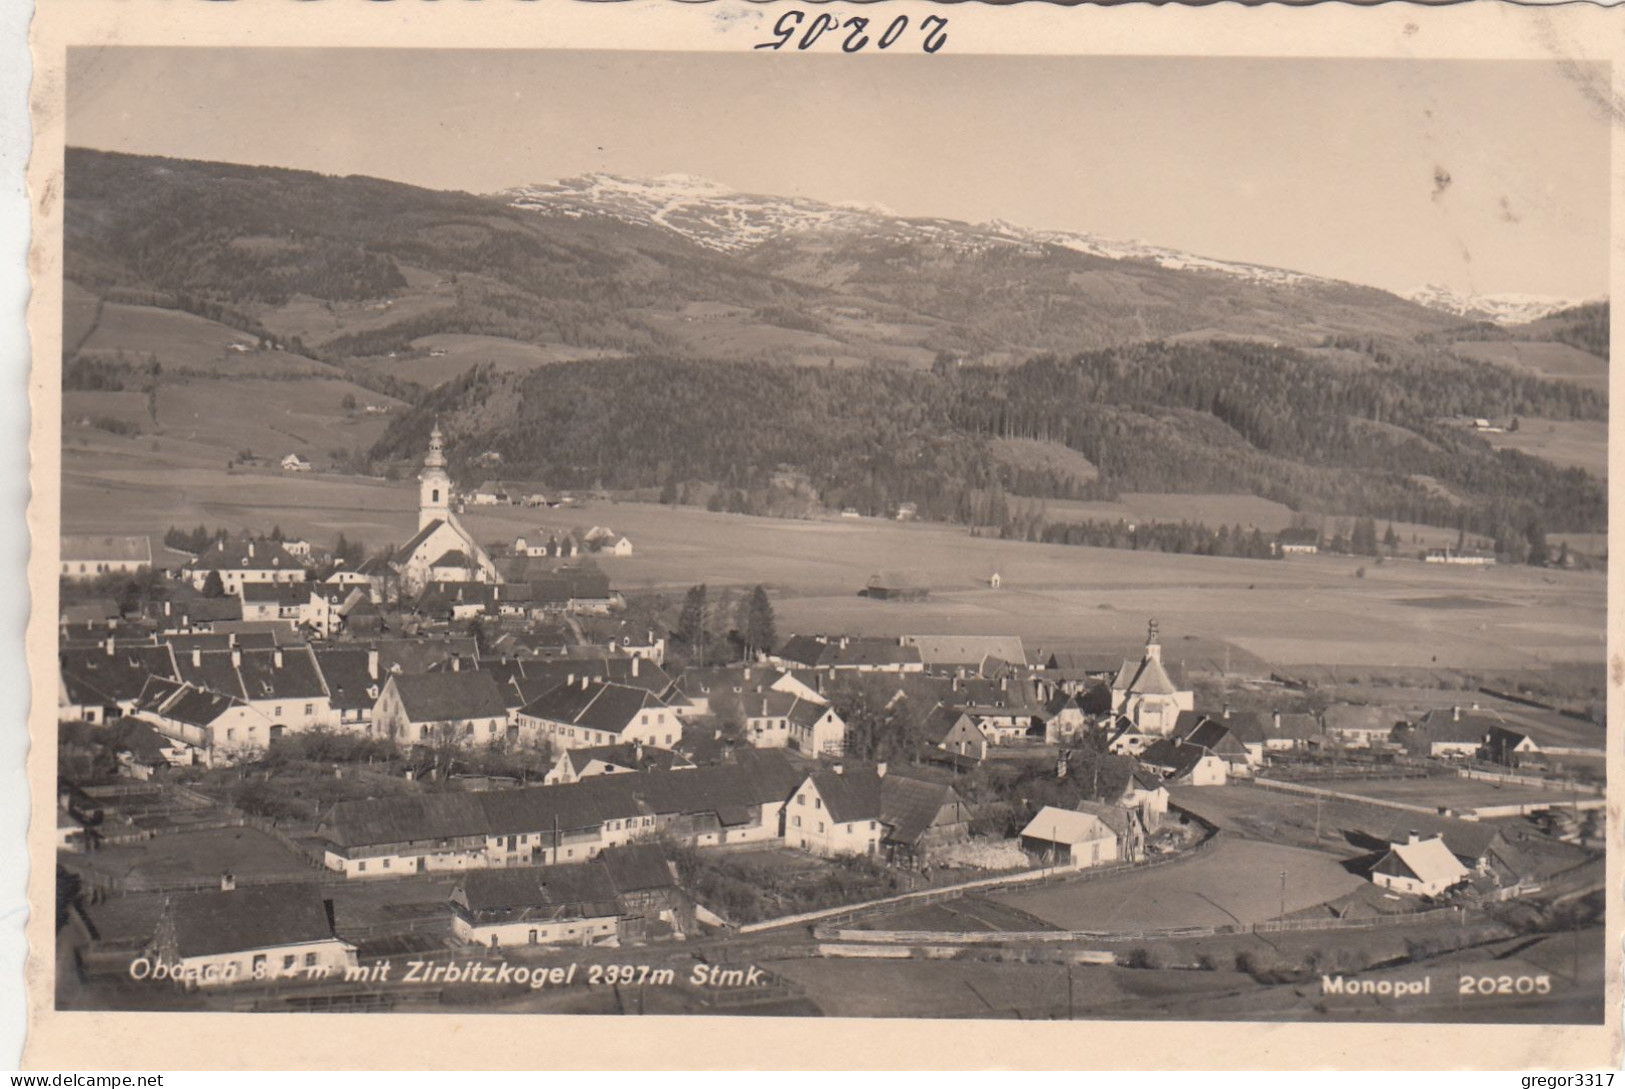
[33,21,1615,1054]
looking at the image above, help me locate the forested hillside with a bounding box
[372,339,1606,539]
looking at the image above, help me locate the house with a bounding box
[543,742,695,786]
[1401,707,1501,759]
[1322,704,1395,749]
[1138,738,1228,786]
[862,571,929,601]
[1041,690,1094,744]
[774,635,924,673]
[515,680,683,752]
[1424,548,1496,566]
[114,719,194,779]
[1109,620,1194,735]
[59,641,179,724]
[149,881,357,987]
[238,581,310,624]
[783,764,969,863]
[182,535,306,595]
[606,536,634,557]
[317,750,805,875]
[174,645,333,736]
[733,691,846,756]
[391,425,502,596]
[1275,527,1321,556]
[372,669,510,748]
[512,532,581,560]
[929,707,994,761]
[1018,806,1119,870]
[1357,815,1531,884]
[132,678,271,764]
[60,534,152,581]
[1483,725,1540,766]
[1171,711,1258,770]
[1370,832,1470,897]
[901,635,1027,675]
[304,582,377,638]
[280,453,312,472]
[311,647,385,732]
[450,866,621,949]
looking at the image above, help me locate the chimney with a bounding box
[1272,710,1282,731]
[367,649,379,680]
[104,637,115,657]
[163,600,172,617]
[876,762,887,778]
[1452,705,1461,722]
[220,871,236,892]
[192,648,202,669]
[833,762,844,775]
[228,633,238,648]
[231,649,242,669]
[1222,704,1231,720]
[247,542,255,559]
[634,741,644,763]
[274,649,284,670]
[451,657,461,672]
[581,676,590,691]
[631,657,640,678]
[1406,831,1421,847]
[567,673,575,686]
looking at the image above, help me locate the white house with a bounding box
[60,534,151,581]
[371,669,511,748]
[1371,832,1470,897]
[149,881,356,987]
[1018,806,1119,870]
[514,679,683,752]
[280,453,312,473]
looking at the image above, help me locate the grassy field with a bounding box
[1477,419,1608,480]
[990,838,1367,931]
[77,302,339,378]
[1451,341,1608,394]
[55,446,1607,675]
[1326,776,1594,809]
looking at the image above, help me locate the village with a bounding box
[53,429,1607,1020]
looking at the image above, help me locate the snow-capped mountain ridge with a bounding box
[503,173,1593,319]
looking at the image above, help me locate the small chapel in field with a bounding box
[390,423,501,595]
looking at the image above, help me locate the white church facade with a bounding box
[391,424,501,596]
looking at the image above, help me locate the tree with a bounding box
[677,584,708,665]
[1383,522,1399,556]
[201,569,225,598]
[739,585,777,660]
[340,392,358,412]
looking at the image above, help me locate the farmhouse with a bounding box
[174,645,332,736]
[514,679,683,751]
[182,535,307,595]
[1041,690,1093,744]
[114,720,194,779]
[1401,707,1501,758]
[543,742,695,786]
[1322,704,1394,748]
[774,635,924,673]
[783,764,968,863]
[1482,724,1540,766]
[863,571,930,602]
[238,581,309,624]
[1370,832,1470,897]
[61,534,152,581]
[372,669,510,748]
[280,453,312,472]
[1424,548,1496,566]
[929,706,994,761]
[59,641,179,724]
[450,865,622,949]
[149,881,356,987]
[1018,806,1119,870]
[1138,738,1228,786]
[1110,620,1194,735]
[1275,527,1321,555]
[311,647,384,731]
[901,635,1028,675]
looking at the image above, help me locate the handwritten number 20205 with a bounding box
[755,12,948,54]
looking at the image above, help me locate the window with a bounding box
[797,794,805,806]
[817,822,825,834]
[792,816,801,828]
[283,954,296,971]
[304,703,314,716]
[253,954,267,974]
[382,858,390,869]
[358,861,366,872]
[490,935,499,949]
[640,713,648,725]
[275,706,283,717]
[815,798,822,809]
[528,930,538,944]
[226,728,235,741]
[304,953,317,967]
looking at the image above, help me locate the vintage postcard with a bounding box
[22,0,1623,1070]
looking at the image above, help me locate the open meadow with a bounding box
[1450,341,1608,394]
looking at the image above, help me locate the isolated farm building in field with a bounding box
[862,571,929,601]
[182,535,305,595]
[60,534,152,581]
[1109,620,1195,736]
[1423,547,1496,566]
[151,881,357,987]
[280,453,311,472]
[1370,832,1470,897]
[1019,806,1119,870]
[1274,527,1321,555]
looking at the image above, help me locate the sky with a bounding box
[66,48,1611,300]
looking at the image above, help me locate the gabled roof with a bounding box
[1138,739,1215,780]
[116,720,177,765]
[396,519,446,560]
[239,582,311,605]
[60,644,178,707]
[1276,528,1321,546]
[806,768,884,825]
[597,843,676,893]
[386,670,508,723]
[1415,709,1500,745]
[903,635,1027,671]
[166,884,341,958]
[457,865,618,916]
[312,648,381,711]
[518,680,669,735]
[430,549,472,568]
[1113,652,1180,697]
[1019,805,1113,845]
[566,743,692,775]
[321,791,491,848]
[62,534,152,564]
[1375,835,1470,889]
[138,678,243,728]
[879,774,960,846]
[189,535,301,573]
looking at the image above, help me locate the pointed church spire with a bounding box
[1145,617,1161,662]
[425,420,447,470]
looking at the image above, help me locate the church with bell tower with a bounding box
[390,422,501,596]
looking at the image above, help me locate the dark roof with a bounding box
[1139,739,1213,779]
[116,720,174,765]
[60,644,178,707]
[1276,528,1321,546]
[880,774,960,846]
[239,582,310,605]
[1415,709,1501,745]
[777,636,922,669]
[387,670,509,723]
[396,520,446,560]
[457,865,618,917]
[567,743,691,775]
[166,884,340,958]
[597,843,676,892]
[313,648,381,711]
[807,768,884,824]
[143,682,242,728]
[190,535,302,573]
[321,792,490,849]
[518,680,669,735]
[866,570,929,591]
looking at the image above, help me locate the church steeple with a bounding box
[418,421,451,530]
[1144,617,1162,663]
